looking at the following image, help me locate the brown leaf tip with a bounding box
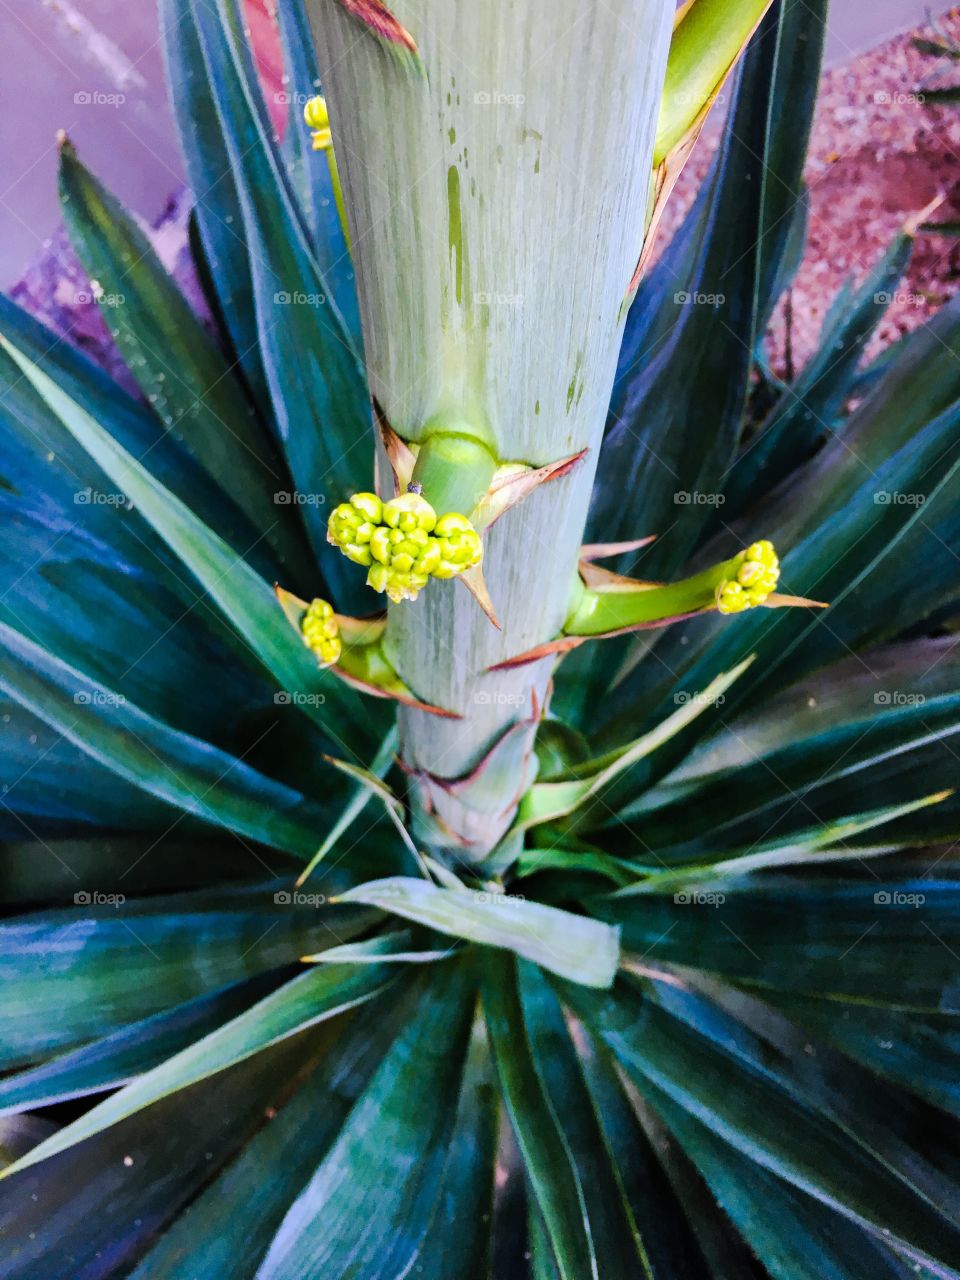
[336,0,418,52]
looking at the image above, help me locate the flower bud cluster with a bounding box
[327,491,482,603]
[301,597,341,664]
[716,540,780,614]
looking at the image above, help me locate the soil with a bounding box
[12,7,960,383]
[656,7,960,372]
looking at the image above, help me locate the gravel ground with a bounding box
[13,9,960,384]
[656,8,960,373]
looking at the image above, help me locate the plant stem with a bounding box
[306,0,675,860]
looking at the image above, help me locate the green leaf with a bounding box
[575,1026,736,1279]
[296,726,401,887]
[566,978,960,1275]
[0,940,401,1179]
[125,1000,405,1280]
[0,620,331,859]
[57,139,308,580]
[597,878,960,1010]
[0,292,255,544]
[0,1020,328,1279]
[618,679,960,859]
[337,876,620,988]
[614,792,950,891]
[0,972,285,1115]
[409,1019,499,1279]
[722,226,914,517]
[274,0,360,334]
[482,953,597,1280]
[257,961,476,1280]
[0,883,365,1067]
[160,0,270,409]
[519,963,652,1277]
[594,0,827,577]
[642,1079,913,1280]
[0,330,380,753]
[519,660,750,829]
[599,322,960,766]
[661,635,960,786]
[763,992,960,1119]
[191,0,373,605]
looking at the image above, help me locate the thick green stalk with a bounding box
[306,0,675,860]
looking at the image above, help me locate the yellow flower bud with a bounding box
[303,95,332,150]
[716,539,780,614]
[300,597,341,665]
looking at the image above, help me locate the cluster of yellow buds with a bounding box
[327,489,483,603]
[300,597,341,664]
[303,95,332,151]
[716,540,780,614]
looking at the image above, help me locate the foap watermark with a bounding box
[75,487,132,509]
[472,891,526,906]
[674,490,725,507]
[273,290,326,307]
[674,290,725,306]
[874,890,925,908]
[74,90,126,108]
[75,287,125,307]
[274,491,325,507]
[475,290,523,307]
[874,289,925,308]
[474,690,526,706]
[274,890,327,907]
[274,691,326,707]
[673,89,726,108]
[874,490,925,507]
[474,90,525,107]
[74,890,126,907]
[74,690,126,707]
[874,690,926,707]
[674,690,725,707]
[674,890,725,907]
[273,90,313,107]
[873,90,925,106]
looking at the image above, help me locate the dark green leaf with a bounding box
[57,140,309,580]
[2,940,400,1178]
[257,960,475,1279]
[191,0,373,607]
[0,882,367,1065]
[482,953,596,1280]
[566,978,960,1274]
[0,331,380,752]
[0,620,333,859]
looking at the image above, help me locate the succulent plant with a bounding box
[2,0,960,1275]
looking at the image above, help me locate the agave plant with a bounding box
[2,0,960,1273]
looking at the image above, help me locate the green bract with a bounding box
[1,0,959,1276]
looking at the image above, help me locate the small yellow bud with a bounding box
[303,95,332,150]
[382,492,438,534]
[328,489,483,601]
[716,539,780,614]
[301,597,341,665]
[432,512,483,579]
